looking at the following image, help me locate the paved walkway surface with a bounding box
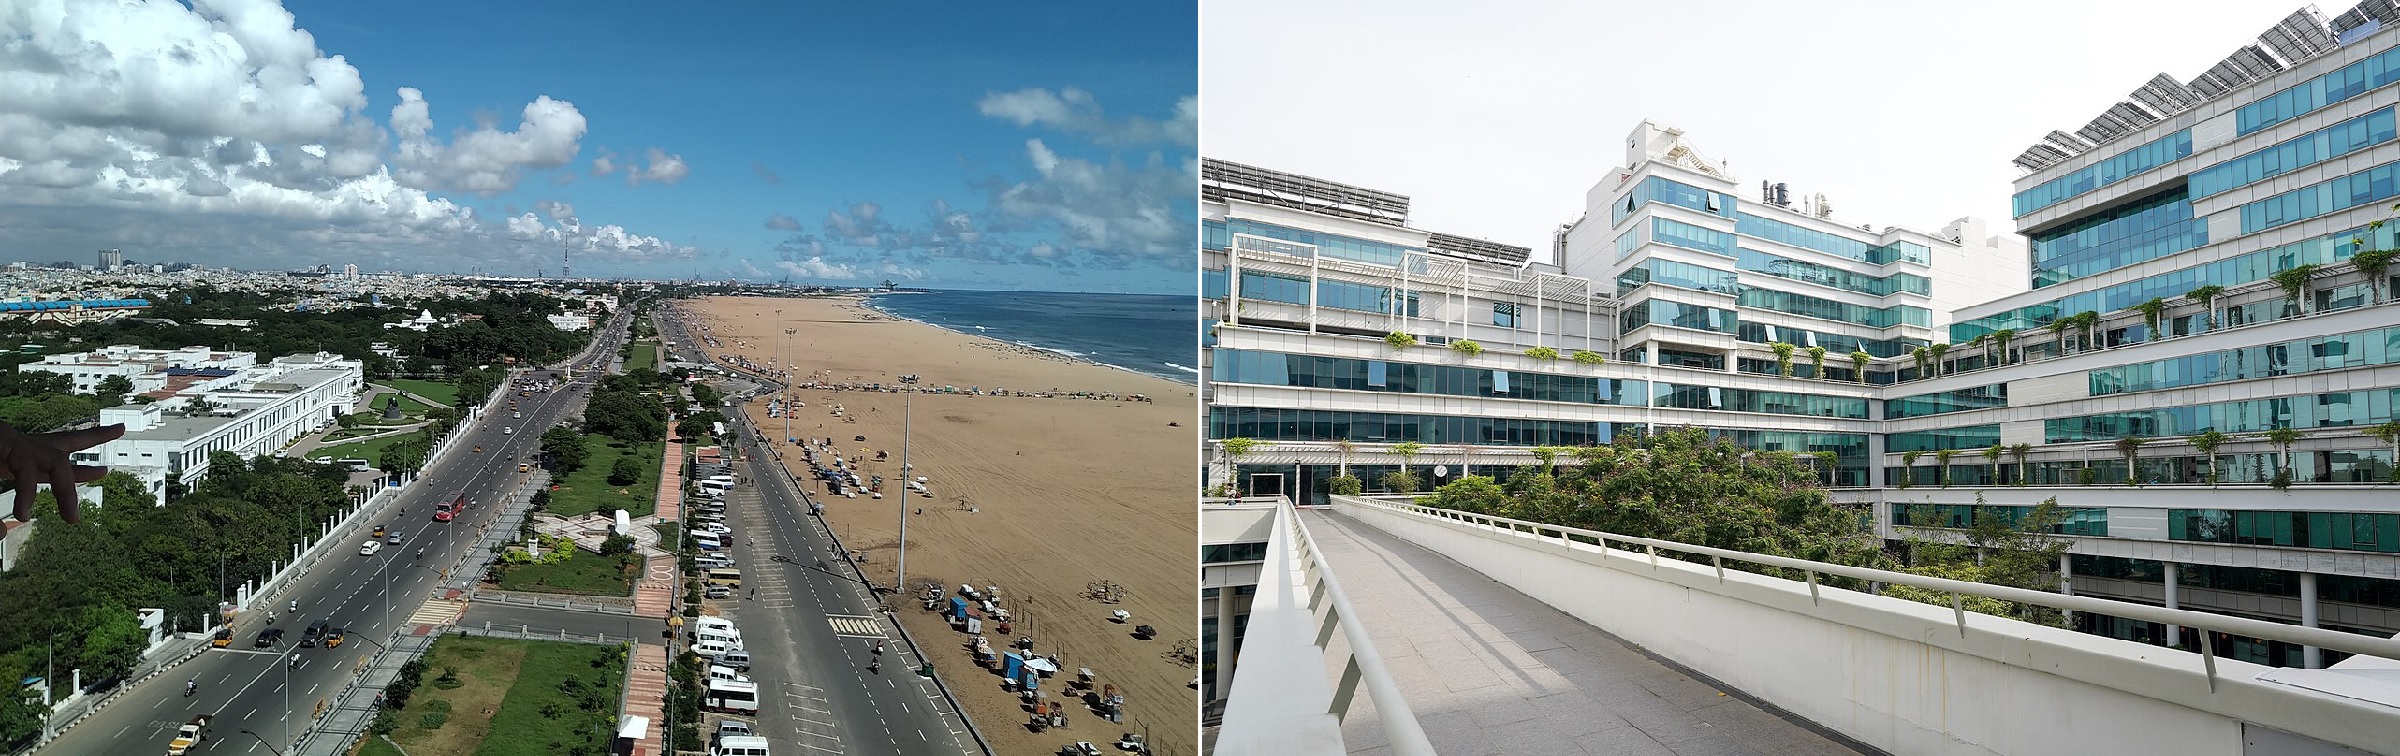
[625,642,670,756]
[1301,509,1874,756]
[633,425,685,620]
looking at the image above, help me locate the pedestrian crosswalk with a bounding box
[408,597,468,626]
[825,614,884,638]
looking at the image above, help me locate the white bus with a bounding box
[704,679,760,714]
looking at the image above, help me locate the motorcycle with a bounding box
[184,679,196,697]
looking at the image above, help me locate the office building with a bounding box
[1202,3,2400,691]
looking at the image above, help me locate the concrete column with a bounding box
[1212,585,1238,702]
[2164,561,2181,648]
[2059,553,2075,626]
[2300,571,2322,669]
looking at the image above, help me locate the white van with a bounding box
[696,629,742,648]
[709,734,771,756]
[698,480,734,495]
[718,648,751,669]
[703,679,760,714]
[707,664,751,683]
[690,639,731,659]
[695,617,739,635]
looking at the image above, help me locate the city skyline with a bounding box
[0,0,1196,294]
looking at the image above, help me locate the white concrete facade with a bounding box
[53,351,363,506]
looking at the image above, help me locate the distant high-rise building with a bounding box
[96,249,122,270]
[344,264,359,280]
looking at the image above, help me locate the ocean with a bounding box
[864,289,1198,384]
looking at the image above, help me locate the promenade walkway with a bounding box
[1300,509,1874,756]
[633,425,685,619]
[625,642,670,755]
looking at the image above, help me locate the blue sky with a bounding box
[0,0,1195,293]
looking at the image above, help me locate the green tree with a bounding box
[1848,350,1871,383]
[1993,328,2017,366]
[1386,441,1424,494]
[379,434,430,475]
[541,427,590,473]
[1928,343,1949,377]
[2189,430,2229,486]
[1770,342,1796,377]
[2114,436,2147,485]
[1982,444,2003,486]
[2009,443,2032,486]
[1805,345,1827,380]
[1934,448,1958,487]
[1425,475,1508,513]
[1899,450,1924,488]
[1887,496,2073,627]
[2272,263,2320,316]
[94,374,133,402]
[2355,247,2396,304]
[2185,284,2225,331]
[608,458,644,487]
[2365,420,2400,483]
[0,654,46,745]
[77,606,146,681]
[2264,427,2303,489]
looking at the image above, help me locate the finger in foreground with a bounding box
[12,469,47,524]
[49,463,77,523]
[44,424,125,453]
[72,464,108,483]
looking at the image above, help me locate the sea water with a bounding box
[865,290,1197,384]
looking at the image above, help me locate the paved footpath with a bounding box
[634,426,685,620]
[625,642,671,755]
[1302,509,1877,756]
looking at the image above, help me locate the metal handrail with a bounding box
[1282,501,1436,755]
[1347,497,2400,678]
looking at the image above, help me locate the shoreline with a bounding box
[677,295,1199,756]
[857,292,1199,386]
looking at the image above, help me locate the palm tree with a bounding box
[1934,448,1959,487]
[1993,328,2017,366]
[2135,297,2168,340]
[1389,440,1424,493]
[1771,342,1796,377]
[2189,429,2229,487]
[2114,435,2147,486]
[1334,439,1355,480]
[1911,346,1931,380]
[2075,310,2102,351]
[2366,420,2400,483]
[2045,316,2074,358]
[2272,264,2320,317]
[1981,443,2003,486]
[1968,333,1989,371]
[2185,285,2225,332]
[2009,442,2032,486]
[1806,345,1828,380]
[1929,343,1950,377]
[1900,450,1924,488]
[1849,350,1871,384]
[2354,247,2397,305]
[2263,427,2302,489]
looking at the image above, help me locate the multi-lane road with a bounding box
[658,305,987,756]
[40,309,634,755]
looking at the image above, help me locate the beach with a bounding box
[677,295,1199,756]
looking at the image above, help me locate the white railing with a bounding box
[1215,499,1433,756]
[1348,496,2400,678]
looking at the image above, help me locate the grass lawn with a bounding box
[345,410,417,428]
[546,437,664,518]
[307,428,428,464]
[494,550,638,596]
[376,635,622,756]
[389,378,460,407]
[652,522,679,551]
[625,342,658,372]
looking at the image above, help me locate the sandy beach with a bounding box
[676,295,1199,756]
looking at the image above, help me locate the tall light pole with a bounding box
[780,325,796,446]
[893,374,916,598]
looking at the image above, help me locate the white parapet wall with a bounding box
[1331,497,2400,756]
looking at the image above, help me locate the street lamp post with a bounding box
[894,374,916,598]
[781,326,796,446]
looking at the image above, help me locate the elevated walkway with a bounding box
[1300,509,1869,756]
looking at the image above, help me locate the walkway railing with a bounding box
[1350,496,2400,681]
[1215,499,1433,756]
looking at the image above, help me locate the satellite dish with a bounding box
[1433,465,1450,477]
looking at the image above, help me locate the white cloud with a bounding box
[764,213,803,231]
[978,88,1196,147]
[0,0,690,272]
[630,148,689,186]
[777,257,859,280]
[390,87,587,195]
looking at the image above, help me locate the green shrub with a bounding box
[418,710,448,729]
[1571,350,1606,365]
[1384,332,1417,350]
[1523,346,1558,360]
[1449,339,1483,356]
[1327,475,1363,496]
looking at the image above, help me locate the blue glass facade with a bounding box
[2172,509,2400,554]
[1237,270,1421,316]
[2192,108,2397,199]
[1737,287,1929,328]
[1214,218,1415,267]
[1735,212,1931,265]
[1616,258,1738,296]
[1898,504,2109,537]
[1732,248,1929,297]
[1887,384,2009,419]
[1212,349,1647,405]
[1952,221,2400,342]
[2236,45,2400,135]
[2012,130,2193,217]
[2030,187,2208,288]
[2239,159,2400,234]
[2090,325,2400,396]
[1621,299,1737,334]
[2044,388,2400,442]
[1615,176,1734,226]
[1734,322,1925,359]
[1888,425,2003,452]
[1652,382,1869,419]
[1652,217,1735,256]
[1210,406,1610,446]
